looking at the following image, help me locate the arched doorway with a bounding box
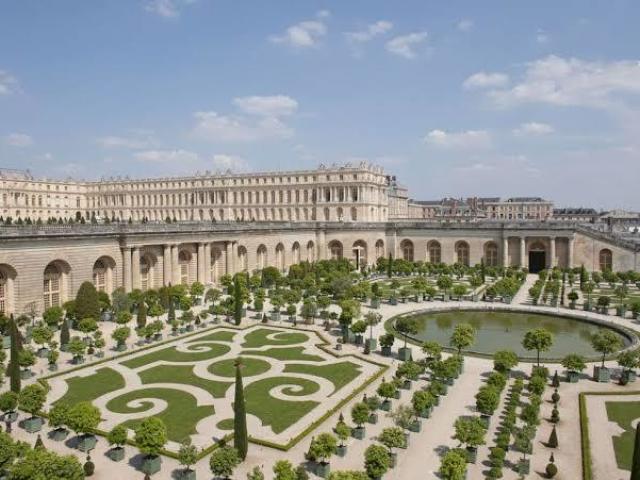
[352,240,367,269]
[529,241,546,273]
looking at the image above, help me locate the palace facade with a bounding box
[0,165,638,315]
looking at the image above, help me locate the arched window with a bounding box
[455,241,470,266]
[44,264,61,309]
[178,251,191,285]
[275,243,285,271]
[599,249,613,272]
[352,240,367,269]
[257,245,267,270]
[211,248,222,283]
[306,241,315,262]
[484,242,498,267]
[375,240,385,259]
[328,240,343,260]
[93,260,107,292]
[140,256,151,291]
[351,207,357,221]
[292,242,300,265]
[0,271,6,314]
[400,239,414,262]
[237,246,248,272]
[428,241,441,264]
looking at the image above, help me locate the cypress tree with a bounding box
[234,358,248,460]
[34,434,45,449]
[137,302,147,329]
[387,253,393,279]
[547,425,558,448]
[60,318,70,347]
[168,300,176,323]
[551,370,560,388]
[632,422,640,480]
[233,276,243,326]
[9,316,21,393]
[75,281,100,321]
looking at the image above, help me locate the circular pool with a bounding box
[395,309,634,360]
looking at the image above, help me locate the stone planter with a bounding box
[153,333,163,341]
[2,335,11,349]
[381,346,392,357]
[354,334,363,346]
[380,399,392,412]
[401,379,412,390]
[518,459,530,475]
[36,347,50,358]
[567,370,580,383]
[186,324,194,332]
[271,312,281,322]
[315,462,331,479]
[370,298,381,309]
[20,369,32,380]
[443,293,450,302]
[23,417,43,433]
[617,306,627,317]
[116,343,127,352]
[180,469,196,480]
[107,446,125,462]
[393,390,401,400]
[4,411,18,423]
[72,356,85,365]
[583,302,592,312]
[336,445,347,457]
[390,452,398,468]
[368,412,378,424]
[141,455,162,475]
[365,338,377,352]
[51,428,69,442]
[409,419,422,433]
[397,347,412,362]
[48,363,58,372]
[77,434,97,452]
[352,426,366,440]
[466,446,478,464]
[389,298,398,306]
[95,351,104,358]
[622,370,637,383]
[593,366,611,383]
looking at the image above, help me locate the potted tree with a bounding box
[177,438,198,479]
[135,417,167,475]
[48,402,71,441]
[68,401,101,452]
[453,416,487,463]
[0,391,19,430]
[111,326,130,352]
[47,348,60,372]
[364,395,381,424]
[514,425,536,475]
[18,384,47,433]
[377,379,397,412]
[378,427,405,468]
[422,340,442,364]
[392,404,420,439]
[396,361,422,390]
[492,350,518,377]
[475,386,500,426]
[364,444,390,480]
[68,336,87,364]
[32,323,53,358]
[308,433,337,478]
[350,320,367,346]
[412,390,436,419]
[395,316,419,361]
[379,333,395,357]
[437,275,453,301]
[597,295,611,315]
[334,416,350,457]
[591,329,623,382]
[617,350,638,384]
[450,323,476,360]
[364,312,381,353]
[18,348,36,379]
[106,425,128,462]
[209,445,240,480]
[350,402,370,440]
[567,290,579,309]
[561,353,586,382]
[439,449,467,480]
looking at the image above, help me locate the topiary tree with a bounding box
[334,417,351,448]
[60,318,70,349]
[308,433,338,466]
[136,302,147,329]
[421,340,442,361]
[43,306,64,328]
[591,329,623,368]
[453,416,487,451]
[111,326,131,349]
[439,449,467,480]
[493,350,518,373]
[67,401,101,439]
[364,444,390,479]
[547,425,558,448]
[247,466,265,480]
[273,460,296,480]
[75,281,100,323]
[107,424,128,452]
[234,358,248,460]
[522,328,554,366]
[378,426,406,455]
[395,316,419,349]
[135,417,167,459]
[475,386,500,417]
[561,353,586,375]
[178,438,198,475]
[450,323,475,355]
[209,445,240,479]
[9,447,84,480]
[350,402,370,432]
[48,402,71,434]
[18,384,46,421]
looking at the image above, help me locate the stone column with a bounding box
[122,247,132,293]
[226,241,234,276]
[316,229,326,260]
[232,241,239,272]
[520,237,526,269]
[204,243,211,283]
[568,236,575,269]
[549,236,556,268]
[197,243,205,284]
[131,247,141,290]
[171,245,180,285]
[502,237,509,267]
[163,245,172,286]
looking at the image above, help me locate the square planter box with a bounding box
[23,417,43,433]
[107,447,125,462]
[354,335,363,346]
[72,356,85,365]
[95,351,104,358]
[48,363,58,372]
[336,445,347,458]
[186,325,194,332]
[370,299,381,309]
[418,407,432,419]
[593,366,611,383]
[390,452,398,468]
[77,434,98,452]
[51,428,69,442]
[116,343,127,352]
[393,390,401,400]
[409,420,422,433]
[518,459,531,475]
[365,338,377,352]
[380,399,392,412]
[180,469,196,480]
[141,455,162,475]
[567,371,580,383]
[617,307,627,317]
[271,313,281,322]
[153,333,163,341]
[315,462,331,479]
[623,370,637,383]
[368,413,378,424]
[397,347,412,362]
[465,447,478,464]
[389,298,398,306]
[583,303,592,312]
[4,411,18,423]
[36,347,50,358]
[381,346,392,357]
[401,379,412,390]
[20,369,33,380]
[352,426,366,440]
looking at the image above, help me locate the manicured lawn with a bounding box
[207,357,272,377]
[283,361,362,395]
[56,367,125,406]
[190,330,237,342]
[139,364,231,398]
[121,342,230,369]
[605,400,640,471]
[242,346,324,362]
[244,376,319,433]
[107,387,212,443]
[241,328,309,348]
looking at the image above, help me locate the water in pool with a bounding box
[405,310,630,359]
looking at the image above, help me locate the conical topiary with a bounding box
[551,370,560,388]
[60,318,70,347]
[547,425,558,448]
[34,434,44,449]
[136,302,147,329]
[233,357,248,460]
[551,389,560,404]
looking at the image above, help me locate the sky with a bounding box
[1,1,639,210]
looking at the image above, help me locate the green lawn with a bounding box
[283,361,362,395]
[207,357,272,377]
[244,377,320,433]
[139,364,231,398]
[121,342,230,369]
[605,400,640,471]
[242,346,324,362]
[190,330,237,342]
[241,328,309,348]
[106,387,212,443]
[56,367,125,406]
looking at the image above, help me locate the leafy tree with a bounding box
[112,326,131,347]
[522,328,554,366]
[48,402,71,431]
[328,471,368,480]
[43,306,64,328]
[475,386,500,416]
[376,378,397,401]
[395,316,419,348]
[273,460,297,480]
[436,275,453,295]
[67,336,86,360]
[453,417,487,449]
[209,445,240,479]
[364,444,390,479]
[591,329,623,367]
[31,324,53,350]
[77,317,97,336]
[350,402,370,429]
[364,312,381,341]
[9,447,84,480]
[178,438,199,473]
[0,390,18,415]
[493,350,518,373]
[378,426,406,453]
[439,449,467,480]
[18,384,46,419]
[561,353,586,373]
[107,424,128,448]
[134,417,167,457]
[391,404,416,430]
[234,358,248,460]
[74,281,100,323]
[450,323,475,355]
[421,341,442,361]
[308,433,338,464]
[67,402,101,436]
[618,350,638,374]
[334,418,351,447]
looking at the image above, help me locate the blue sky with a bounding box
[1,1,639,209]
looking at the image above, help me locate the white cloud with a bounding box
[457,19,474,32]
[423,129,492,149]
[211,154,250,172]
[513,122,555,136]
[385,32,428,59]
[535,29,550,44]
[134,149,199,163]
[269,12,329,48]
[487,55,640,109]
[97,133,156,149]
[0,70,18,95]
[144,0,196,18]
[192,112,293,142]
[463,72,510,90]
[345,20,393,43]
[4,133,33,147]
[233,95,298,117]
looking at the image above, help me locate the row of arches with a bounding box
[398,240,499,267]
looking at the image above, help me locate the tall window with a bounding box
[400,240,414,262]
[485,242,498,267]
[428,241,441,264]
[44,264,61,309]
[329,241,343,260]
[456,241,470,266]
[238,246,248,272]
[306,241,315,262]
[599,249,613,272]
[93,260,107,292]
[292,242,300,264]
[375,240,385,259]
[140,257,151,291]
[276,244,285,271]
[257,245,267,270]
[0,272,6,313]
[179,251,190,285]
